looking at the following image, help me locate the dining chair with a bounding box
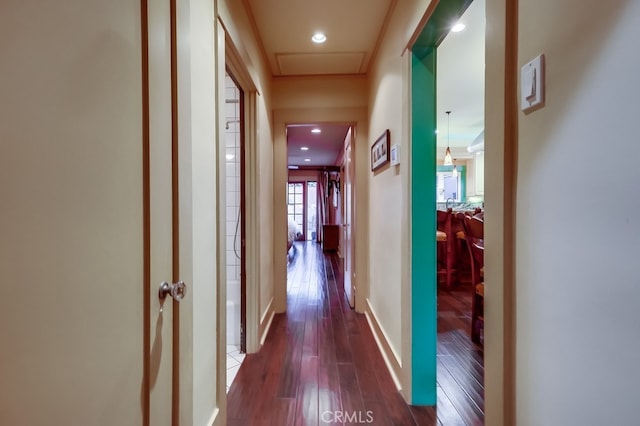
[460,214,484,344]
[436,208,457,289]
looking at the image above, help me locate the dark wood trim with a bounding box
[370,129,390,172]
[169,1,179,282]
[503,0,518,423]
[289,165,340,172]
[140,0,150,424]
[169,0,179,423]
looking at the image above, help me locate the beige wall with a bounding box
[272,76,369,110]
[288,170,321,182]
[514,0,640,424]
[367,54,406,373]
[366,0,438,399]
[257,97,275,329]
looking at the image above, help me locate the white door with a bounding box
[343,130,355,308]
[0,1,177,424]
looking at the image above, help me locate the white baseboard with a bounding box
[259,298,275,346]
[208,408,220,426]
[364,299,403,392]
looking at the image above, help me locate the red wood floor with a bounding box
[227,241,484,425]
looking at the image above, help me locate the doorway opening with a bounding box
[285,123,352,301]
[224,71,246,392]
[435,0,485,347]
[410,0,485,412]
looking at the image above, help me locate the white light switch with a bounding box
[521,54,544,112]
[390,144,400,166]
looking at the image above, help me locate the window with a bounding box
[306,181,317,240]
[436,168,464,202]
[287,182,304,239]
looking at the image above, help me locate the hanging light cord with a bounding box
[446,110,451,149]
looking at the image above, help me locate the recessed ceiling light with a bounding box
[311,128,321,134]
[300,146,309,151]
[304,158,311,162]
[451,22,466,32]
[311,32,327,43]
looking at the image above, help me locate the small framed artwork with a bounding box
[371,129,390,172]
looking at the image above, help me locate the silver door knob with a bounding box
[159,281,187,301]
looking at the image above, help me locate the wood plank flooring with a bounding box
[227,241,484,425]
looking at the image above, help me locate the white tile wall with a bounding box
[225,74,242,351]
[225,74,241,283]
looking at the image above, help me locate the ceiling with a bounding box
[246,0,394,77]
[286,124,350,168]
[243,0,484,167]
[436,0,485,161]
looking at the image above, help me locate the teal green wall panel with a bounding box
[411,48,438,406]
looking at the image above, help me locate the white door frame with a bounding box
[219,24,261,354]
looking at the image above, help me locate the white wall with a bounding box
[515,1,640,424]
[185,0,218,423]
[257,98,275,327]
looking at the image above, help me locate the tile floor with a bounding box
[226,345,245,392]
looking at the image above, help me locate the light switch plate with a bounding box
[390,144,400,166]
[521,54,545,112]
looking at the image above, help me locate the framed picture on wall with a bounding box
[371,129,390,172]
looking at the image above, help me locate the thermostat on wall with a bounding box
[390,144,400,166]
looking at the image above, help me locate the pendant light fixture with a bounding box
[443,110,453,166]
[452,162,459,177]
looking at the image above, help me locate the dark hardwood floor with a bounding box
[227,241,484,425]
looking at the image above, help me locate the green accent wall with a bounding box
[410,0,474,406]
[411,46,438,405]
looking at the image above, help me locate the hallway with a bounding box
[226,242,484,425]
